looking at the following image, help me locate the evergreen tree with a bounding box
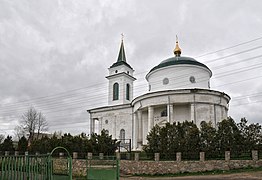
[17,136,28,152]
[1,135,14,151]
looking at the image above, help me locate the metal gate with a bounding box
[0,153,52,180]
[50,147,72,180]
[0,147,72,180]
[87,156,119,180]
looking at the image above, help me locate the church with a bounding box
[87,38,231,151]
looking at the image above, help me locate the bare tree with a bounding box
[15,106,48,148]
[0,134,4,144]
[36,112,48,140]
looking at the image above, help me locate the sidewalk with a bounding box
[120,171,262,180]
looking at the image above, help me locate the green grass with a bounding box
[132,166,262,178]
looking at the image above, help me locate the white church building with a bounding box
[87,38,230,151]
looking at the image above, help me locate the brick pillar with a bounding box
[176,152,181,162]
[252,150,258,161]
[99,153,104,160]
[116,152,121,160]
[200,152,205,161]
[73,152,78,159]
[134,153,139,161]
[5,151,9,156]
[87,152,92,160]
[154,153,160,161]
[225,151,230,161]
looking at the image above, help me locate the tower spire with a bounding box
[117,34,126,62]
[174,35,182,57]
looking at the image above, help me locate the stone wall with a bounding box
[120,160,262,175]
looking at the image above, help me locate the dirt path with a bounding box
[120,171,262,180]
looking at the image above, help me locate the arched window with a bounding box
[120,129,125,140]
[126,84,130,100]
[161,108,167,117]
[113,83,119,100]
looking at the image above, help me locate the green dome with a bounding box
[148,56,212,75]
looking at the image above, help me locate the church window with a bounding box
[161,108,167,117]
[163,78,169,85]
[105,120,108,124]
[115,70,118,73]
[105,130,109,135]
[126,84,130,100]
[189,76,196,83]
[113,83,119,100]
[120,129,125,140]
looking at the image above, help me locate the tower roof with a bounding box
[117,39,126,62]
[110,37,133,69]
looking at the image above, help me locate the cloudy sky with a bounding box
[1,0,262,138]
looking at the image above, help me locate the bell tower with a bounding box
[106,36,136,105]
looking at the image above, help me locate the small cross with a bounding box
[176,35,178,42]
[121,33,124,41]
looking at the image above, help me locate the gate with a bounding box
[50,146,72,180]
[87,156,119,180]
[0,153,51,180]
[0,147,72,180]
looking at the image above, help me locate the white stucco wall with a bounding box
[89,105,133,140]
[146,65,211,92]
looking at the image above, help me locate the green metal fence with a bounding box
[0,147,73,180]
[87,156,119,180]
[0,154,51,180]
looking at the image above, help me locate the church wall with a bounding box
[90,106,133,140]
[147,65,211,92]
[173,104,190,123]
[195,103,213,127]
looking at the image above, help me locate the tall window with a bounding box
[161,108,167,117]
[126,84,130,100]
[113,83,119,100]
[120,129,125,140]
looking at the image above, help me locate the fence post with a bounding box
[4,151,9,156]
[154,153,160,161]
[134,153,139,161]
[225,151,230,161]
[87,152,92,160]
[73,152,78,159]
[25,151,29,179]
[116,152,121,160]
[200,152,205,161]
[15,151,19,156]
[176,152,181,162]
[99,153,104,160]
[252,150,258,161]
[35,152,39,156]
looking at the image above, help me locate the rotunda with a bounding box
[131,40,230,148]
